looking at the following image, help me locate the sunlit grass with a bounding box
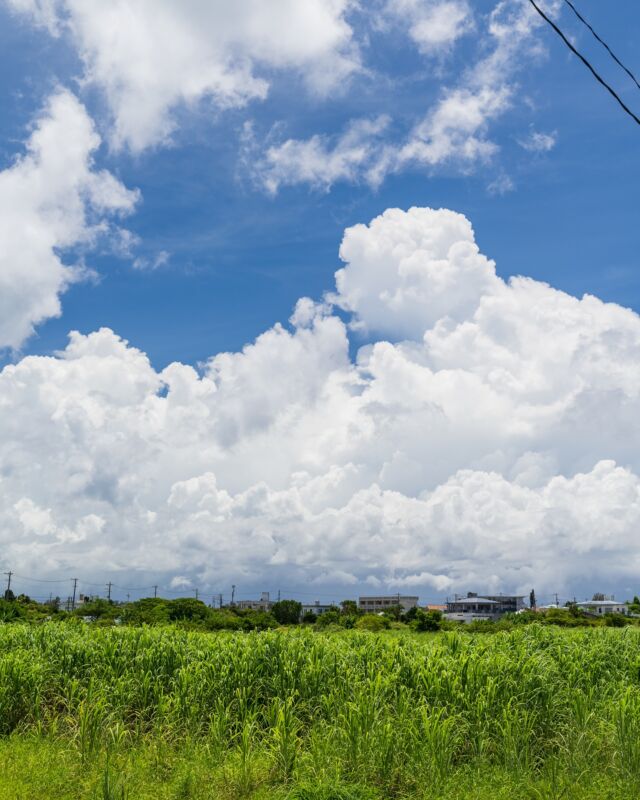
[1,624,640,798]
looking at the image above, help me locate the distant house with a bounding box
[358,595,418,613]
[235,592,274,612]
[78,593,96,605]
[424,604,447,613]
[301,601,335,616]
[444,592,526,624]
[576,599,628,616]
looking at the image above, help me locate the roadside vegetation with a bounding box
[2,623,640,798]
[1,591,637,632]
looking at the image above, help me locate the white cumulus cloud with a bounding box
[6,0,359,152]
[246,116,391,194]
[385,0,473,55]
[251,0,560,194]
[1,206,640,600]
[0,89,139,350]
[518,129,557,152]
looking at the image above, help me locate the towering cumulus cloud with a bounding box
[2,207,639,595]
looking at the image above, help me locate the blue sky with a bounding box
[2,0,640,367]
[2,0,640,604]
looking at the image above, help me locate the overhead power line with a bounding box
[527,0,640,127]
[11,573,68,584]
[562,0,640,92]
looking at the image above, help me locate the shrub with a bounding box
[605,613,630,628]
[355,614,390,632]
[240,611,278,631]
[315,610,342,629]
[0,599,25,622]
[206,611,243,631]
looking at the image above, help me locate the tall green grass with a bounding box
[1,624,640,798]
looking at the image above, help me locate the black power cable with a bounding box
[527,0,640,126]
[563,0,640,92]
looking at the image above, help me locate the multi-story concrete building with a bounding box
[358,595,418,613]
[235,592,274,612]
[444,592,526,623]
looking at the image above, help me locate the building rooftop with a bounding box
[578,599,626,606]
[448,597,499,605]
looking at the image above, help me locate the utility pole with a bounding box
[554,592,559,607]
[3,570,12,598]
[277,589,281,602]
[195,588,199,601]
[231,584,236,606]
[153,585,158,598]
[71,578,78,611]
[219,593,223,608]
[106,582,112,602]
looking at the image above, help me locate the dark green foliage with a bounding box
[340,600,358,616]
[381,603,404,621]
[271,599,303,625]
[605,613,630,627]
[0,598,26,622]
[413,609,442,632]
[402,605,419,623]
[239,610,278,631]
[205,610,243,631]
[315,610,342,628]
[73,598,117,620]
[121,597,170,625]
[167,597,210,622]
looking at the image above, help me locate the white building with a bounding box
[358,595,418,613]
[301,601,335,616]
[576,599,628,616]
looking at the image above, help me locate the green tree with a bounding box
[271,599,302,625]
[382,604,404,621]
[315,610,341,628]
[122,597,170,625]
[403,605,419,623]
[413,609,442,632]
[340,600,358,616]
[167,597,210,623]
[73,598,117,620]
